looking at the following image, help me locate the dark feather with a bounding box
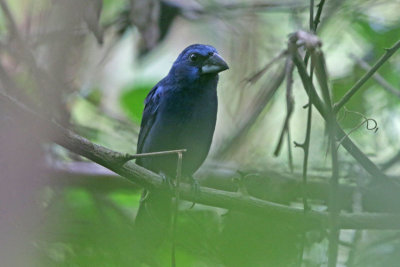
[136,82,163,158]
[133,44,228,262]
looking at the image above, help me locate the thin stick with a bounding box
[334,39,400,113]
[311,46,340,267]
[171,152,183,267]
[287,127,294,173]
[298,4,325,264]
[273,58,294,157]
[328,125,340,267]
[313,0,325,31]
[349,53,400,99]
[123,149,187,160]
[381,151,400,171]
[301,74,312,213]
[309,0,314,32]
[3,90,400,230]
[244,49,288,84]
[289,39,388,181]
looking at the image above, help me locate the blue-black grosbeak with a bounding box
[134,44,228,254]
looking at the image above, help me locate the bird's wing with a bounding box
[136,83,163,154]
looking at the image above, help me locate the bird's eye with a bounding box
[189,53,199,62]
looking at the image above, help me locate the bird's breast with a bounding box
[140,79,219,176]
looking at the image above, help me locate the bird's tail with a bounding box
[133,188,172,259]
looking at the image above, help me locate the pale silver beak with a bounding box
[201,53,229,74]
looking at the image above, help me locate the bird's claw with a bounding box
[160,172,175,195]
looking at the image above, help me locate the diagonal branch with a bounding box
[288,32,389,182]
[349,53,400,99]
[2,88,400,230]
[334,39,400,113]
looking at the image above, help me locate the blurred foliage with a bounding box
[1,0,400,266]
[120,83,153,124]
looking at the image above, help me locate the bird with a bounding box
[133,44,228,259]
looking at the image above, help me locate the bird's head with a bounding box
[169,44,229,83]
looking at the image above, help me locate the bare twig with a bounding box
[381,151,400,171]
[309,0,314,32]
[188,1,307,15]
[312,49,332,107]
[120,149,187,161]
[324,73,340,267]
[346,176,364,267]
[273,58,294,157]
[216,63,286,157]
[48,161,400,212]
[289,33,389,182]
[244,49,287,84]
[286,128,294,173]
[3,90,400,230]
[303,37,341,266]
[312,0,325,31]
[349,53,400,99]
[171,151,183,267]
[334,39,400,113]
[297,3,319,264]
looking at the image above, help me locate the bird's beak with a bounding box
[201,53,229,74]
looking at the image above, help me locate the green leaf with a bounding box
[120,83,154,124]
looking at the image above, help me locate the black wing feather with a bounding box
[136,84,162,156]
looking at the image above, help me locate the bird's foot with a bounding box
[188,176,200,209]
[160,172,175,195]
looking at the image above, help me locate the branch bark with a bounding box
[288,32,390,182]
[349,53,400,99]
[2,90,400,230]
[334,39,400,112]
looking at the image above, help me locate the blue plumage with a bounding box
[136,44,228,177]
[133,44,228,258]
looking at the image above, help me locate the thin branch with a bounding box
[244,49,287,84]
[303,37,341,266]
[188,1,307,16]
[300,77,313,213]
[346,177,364,267]
[334,39,400,113]
[312,49,332,107]
[48,161,400,212]
[273,58,294,157]
[349,53,400,99]
[322,64,340,267]
[3,90,400,230]
[297,4,315,264]
[171,151,183,267]
[286,130,294,173]
[313,0,325,31]
[288,32,389,182]
[309,0,314,31]
[216,63,286,157]
[381,151,400,171]
[120,149,187,162]
[298,4,326,263]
